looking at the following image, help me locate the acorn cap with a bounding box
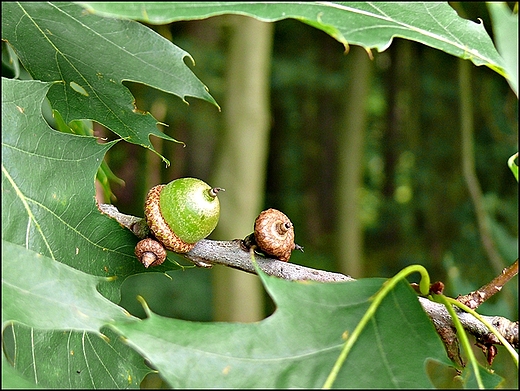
[254,208,296,262]
[144,185,196,253]
[135,238,167,267]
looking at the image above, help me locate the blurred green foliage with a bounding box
[112,4,517,331]
[3,2,516,388]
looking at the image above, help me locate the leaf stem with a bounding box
[322,264,431,388]
[446,296,518,367]
[508,152,518,182]
[433,294,484,388]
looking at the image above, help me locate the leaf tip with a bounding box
[104,274,118,283]
[136,295,153,318]
[99,332,110,343]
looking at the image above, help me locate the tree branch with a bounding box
[456,260,518,310]
[187,238,354,283]
[98,203,519,353]
[98,203,352,282]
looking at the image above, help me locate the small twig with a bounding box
[98,203,352,282]
[456,259,518,309]
[98,203,519,353]
[98,202,149,238]
[419,297,519,350]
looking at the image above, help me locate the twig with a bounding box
[419,296,518,350]
[98,203,149,238]
[187,238,354,283]
[98,203,519,352]
[456,260,518,310]
[98,203,353,282]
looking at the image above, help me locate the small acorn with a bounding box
[245,208,303,262]
[135,177,223,267]
[134,238,167,268]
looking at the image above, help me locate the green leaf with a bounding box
[110,275,451,388]
[460,360,504,389]
[1,2,218,163]
[2,325,151,388]
[487,2,518,97]
[1,241,134,332]
[52,110,125,202]
[1,77,165,389]
[2,354,43,389]
[78,1,505,75]
[1,78,177,304]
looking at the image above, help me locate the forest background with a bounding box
[2,1,518,388]
[108,2,518,325]
[102,2,518,384]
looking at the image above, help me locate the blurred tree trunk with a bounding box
[336,46,373,278]
[211,16,274,322]
[459,58,504,275]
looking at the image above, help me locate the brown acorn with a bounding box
[135,237,167,268]
[250,208,303,262]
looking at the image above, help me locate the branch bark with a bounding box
[456,260,519,310]
[187,238,353,283]
[98,203,519,353]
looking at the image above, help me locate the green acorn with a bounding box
[143,177,223,254]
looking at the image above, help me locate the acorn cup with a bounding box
[244,208,303,262]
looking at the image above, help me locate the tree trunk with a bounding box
[211,16,274,322]
[336,46,373,278]
[459,58,504,275]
